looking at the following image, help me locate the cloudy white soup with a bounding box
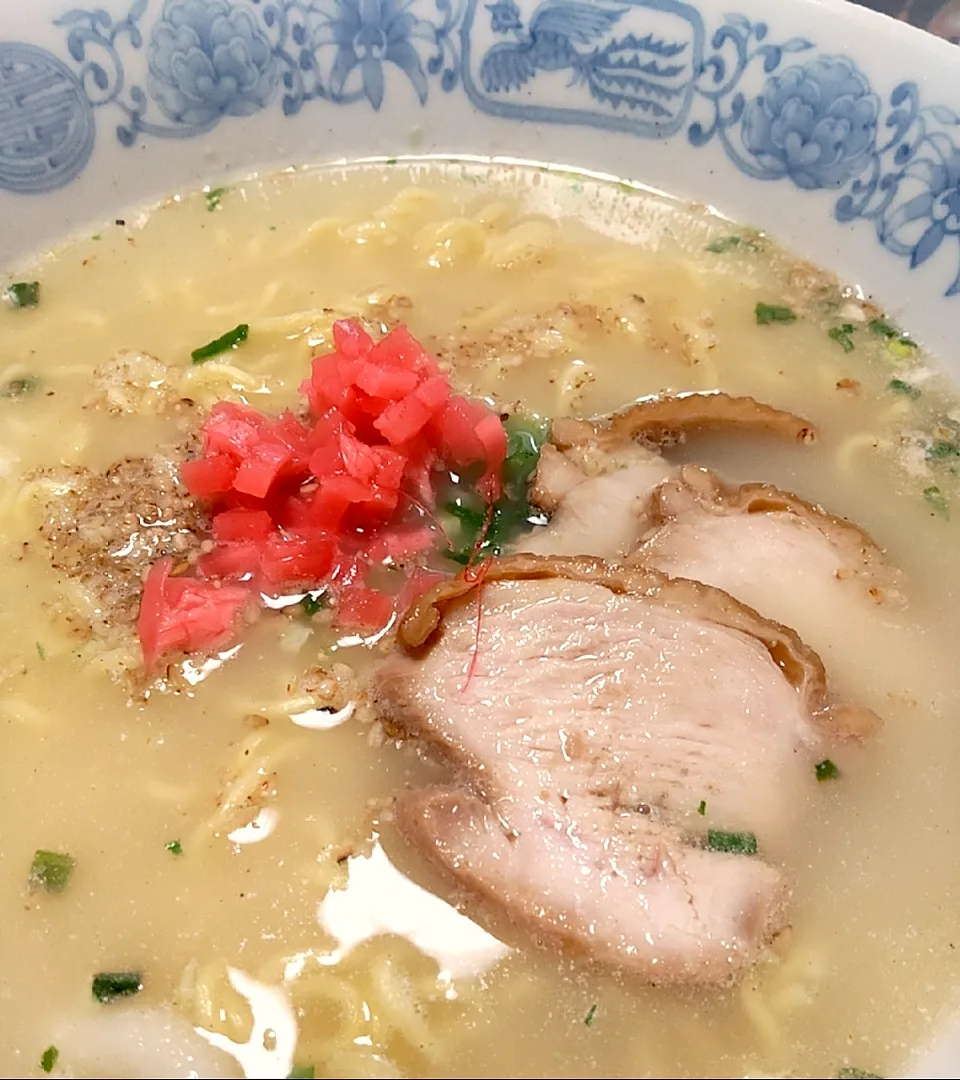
[2,161,960,1080]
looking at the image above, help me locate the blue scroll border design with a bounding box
[0,0,956,296]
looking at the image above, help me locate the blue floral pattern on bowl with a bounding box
[739,57,880,190]
[148,0,278,126]
[0,0,958,296]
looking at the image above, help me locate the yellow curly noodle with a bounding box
[249,936,468,1073]
[189,721,297,847]
[3,160,960,1079]
[177,957,255,1045]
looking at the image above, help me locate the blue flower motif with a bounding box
[887,149,960,274]
[147,0,277,127]
[327,0,429,111]
[741,56,880,190]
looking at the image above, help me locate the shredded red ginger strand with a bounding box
[136,319,506,670]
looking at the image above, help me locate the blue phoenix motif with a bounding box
[476,0,697,122]
[147,0,278,125]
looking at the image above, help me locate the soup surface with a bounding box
[2,161,960,1080]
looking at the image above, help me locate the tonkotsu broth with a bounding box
[2,161,960,1080]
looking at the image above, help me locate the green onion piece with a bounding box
[300,592,328,616]
[888,339,917,360]
[92,971,142,1003]
[6,281,40,308]
[867,318,898,338]
[697,799,706,816]
[165,839,183,856]
[29,850,75,894]
[755,302,796,325]
[287,1068,315,1079]
[815,758,840,782]
[442,412,548,566]
[706,830,758,855]
[385,158,398,166]
[828,324,856,353]
[868,317,915,345]
[36,642,46,660]
[867,317,917,358]
[836,1070,883,1079]
[443,547,473,566]
[503,413,549,490]
[924,486,950,520]
[190,323,249,364]
[706,235,744,253]
[39,1046,59,1073]
[444,500,487,530]
[888,378,920,398]
[205,186,229,211]
[584,1003,598,1027]
[927,440,960,461]
[1,376,40,398]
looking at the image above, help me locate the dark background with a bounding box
[850,0,960,41]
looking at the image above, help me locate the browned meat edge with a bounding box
[642,464,895,594]
[392,553,880,742]
[550,392,816,451]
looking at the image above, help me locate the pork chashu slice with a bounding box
[521,393,815,560]
[375,555,878,987]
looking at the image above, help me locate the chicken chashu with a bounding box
[375,556,878,986]
[375,393,882,986]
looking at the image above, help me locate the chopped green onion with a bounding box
[191,323,249,364]
[39,1046,59,1073]
[1,375,39,398]
[29,850,75,894]
[204,186,229,211]
[867,317,917,359]
[287,1068,315,1079]
[889,338,918,360]
[503,413,549,489]
[815,758,840,782]
[705,235,756,253]
[385,158,398,166]
[927,440,960,461]
[165,839,183,856]
[445,499,486,527]
[867,318,898,338]
[836,1070,883,1079]
[92,233,101,241]
[924,486,950,520]
[697,799,706,816]
[5,281,40,308]
[36,642,46,660]
[706,830,758,855]
[300,592,328,617]
[584,1003,598,1027]
[92,971,142,1003]
[888,378,920,399]
[868,318,914,345]
[828,324,856,353]
[443,413,548,565]
[755,302,796,325]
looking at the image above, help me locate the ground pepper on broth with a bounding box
[1,161,958,1080]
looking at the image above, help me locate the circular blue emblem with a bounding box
[0,41,95,195]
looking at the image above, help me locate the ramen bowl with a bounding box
[2,1,959,1078]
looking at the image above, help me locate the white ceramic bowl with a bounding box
[2,0,959,1075]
